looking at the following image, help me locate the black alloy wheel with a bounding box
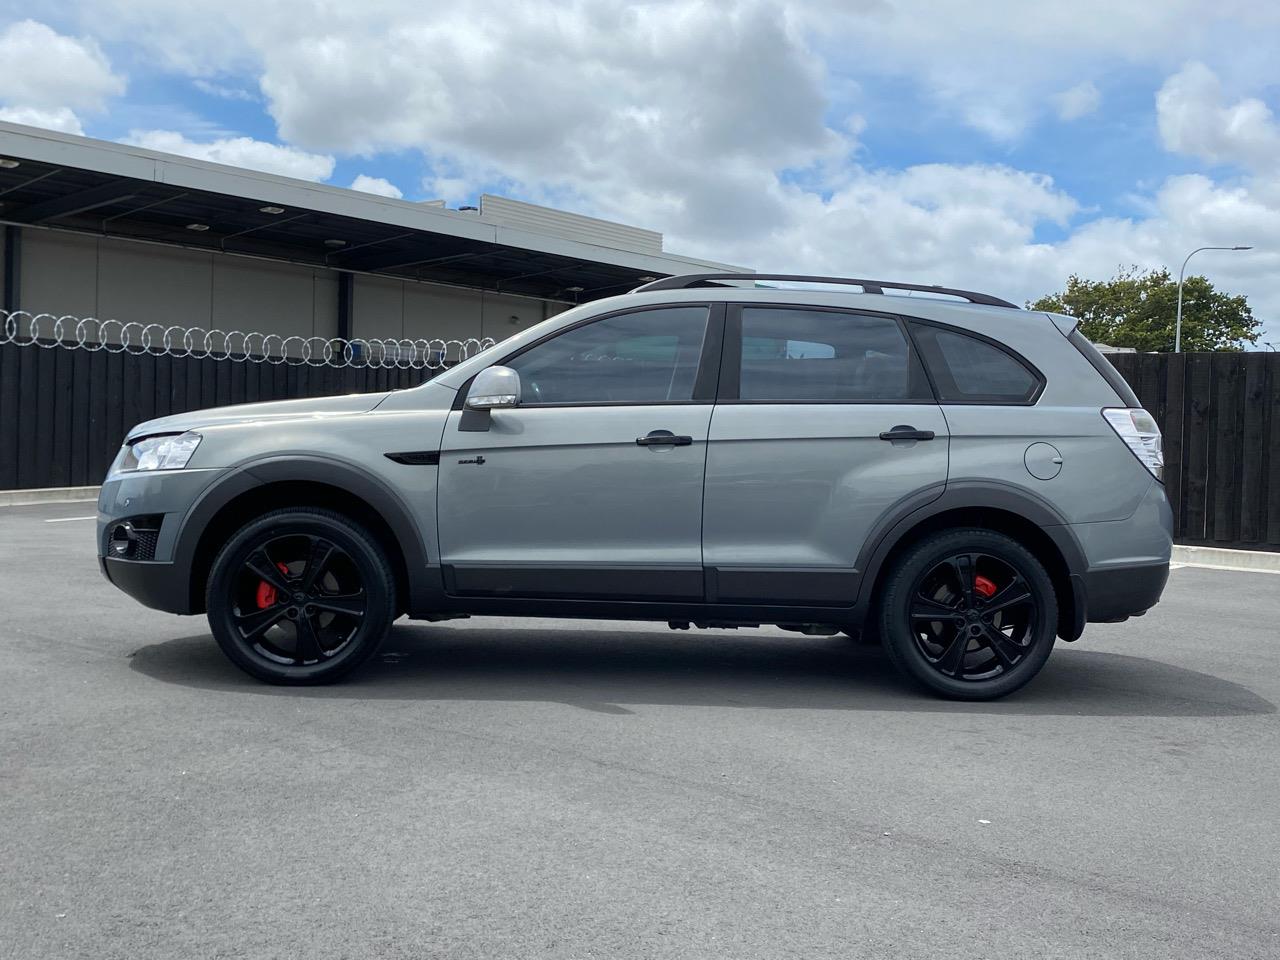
[878,528,1057,700]
[234,535,366,665]
[207,508,395,684]
[909,552,1035,681]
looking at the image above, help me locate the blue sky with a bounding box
[1,2,1277,343]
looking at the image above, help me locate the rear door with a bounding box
[702,304,948,605]
[436,304,722,601]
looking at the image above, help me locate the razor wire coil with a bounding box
[0,310,497,369]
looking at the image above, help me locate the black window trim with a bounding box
[903,317,1046,406]
[716,302,939,405]
[451,302,725,410]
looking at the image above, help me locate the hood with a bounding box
[125,391,390,441]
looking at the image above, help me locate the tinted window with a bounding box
[507,306,708,404]
[910,323,1041,403]
[736,308,929,401]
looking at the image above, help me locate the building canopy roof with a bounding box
[0,122,746,302]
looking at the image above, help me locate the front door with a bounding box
[437,304,720,601]
[702,304,949,605]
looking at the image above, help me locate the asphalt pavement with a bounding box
[2,500,1278,959]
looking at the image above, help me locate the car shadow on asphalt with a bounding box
[127,624,1276,718]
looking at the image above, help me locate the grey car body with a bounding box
[98,277,1171,695]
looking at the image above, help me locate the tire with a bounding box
[206,507,396,685]
[877,528,1057,701]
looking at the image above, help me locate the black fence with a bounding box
[0,340,436,491]
[1109,352,1280,550]
[2,337,1278,550]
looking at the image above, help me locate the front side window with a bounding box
[909,323,1042,403]
[506,306,709,404]
[735,307,929,401]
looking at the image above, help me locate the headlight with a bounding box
[119,432,202,472]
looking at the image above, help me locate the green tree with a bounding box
[1029,267,1258,352]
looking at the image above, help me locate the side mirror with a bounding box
[465,365,521,410]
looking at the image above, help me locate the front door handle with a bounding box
[636,430,693,447]
[879,425,936,441]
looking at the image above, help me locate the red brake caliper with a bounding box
[973,574,998,599]
[255,562,292,609]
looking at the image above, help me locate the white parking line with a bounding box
[45,516,97,523]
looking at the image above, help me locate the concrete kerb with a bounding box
[0,486,101,507]
[1171,544,1280,575]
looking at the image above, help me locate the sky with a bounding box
[0,1,1278,344]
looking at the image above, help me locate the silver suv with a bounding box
[97,274,1171,700]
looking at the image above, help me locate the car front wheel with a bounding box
[206,507,396,685]
[877,528,1057,700]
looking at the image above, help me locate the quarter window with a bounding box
[506,306,709,404]
[735,307,930,401]
[909,323,1042,404]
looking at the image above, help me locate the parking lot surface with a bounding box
[2,500,1279,959]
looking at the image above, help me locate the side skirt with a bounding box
[413,593,870,629]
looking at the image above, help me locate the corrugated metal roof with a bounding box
[480,194,662,255]
[0,121,749,284]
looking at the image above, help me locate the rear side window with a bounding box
[909,323,1042,404]
[734,307,931,401]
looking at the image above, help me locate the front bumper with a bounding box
[97,467,223,562]
[99,555,194,615]
[97,467,225,615]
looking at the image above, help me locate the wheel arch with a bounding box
[175,457,438,617]
[856,482,1088,641]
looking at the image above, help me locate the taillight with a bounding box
[1102,408,1163,482]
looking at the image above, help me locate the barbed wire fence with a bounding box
[0,310,497,369]
[0,309,503,490]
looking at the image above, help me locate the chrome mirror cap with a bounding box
[465,365,521,410]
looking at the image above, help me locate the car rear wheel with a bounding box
[877,528,1056,700]
[206,507,396,685]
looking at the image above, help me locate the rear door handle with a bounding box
[636,430,693,446]
[879,425,936,441]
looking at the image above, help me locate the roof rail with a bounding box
[631,273,1019,309]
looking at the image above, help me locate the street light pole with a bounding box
[1175,245,1252,352]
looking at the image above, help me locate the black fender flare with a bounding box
[171,455,439,615]
[853,480,1089,640]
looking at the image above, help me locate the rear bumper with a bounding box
[99,556,195,615]
[1077,560,1170,624]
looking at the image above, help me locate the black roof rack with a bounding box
[631,273,1019,309]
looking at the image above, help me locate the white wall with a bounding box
[355,275,549,342]
[21,230,99,319]
[213,257,336,339]
[14,228,557,346]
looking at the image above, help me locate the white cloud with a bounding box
[0,105,84,135]
[0,20,124,111]
[79,0,843,246]
[122,130,335,181]
[671,164,1080,299]
[41,2,1280,337]
[192,78,258,102]
[1157,62,1280,170]
[795,0,1278,140]
[1054,81,1101,121]
[350,174,403,199]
